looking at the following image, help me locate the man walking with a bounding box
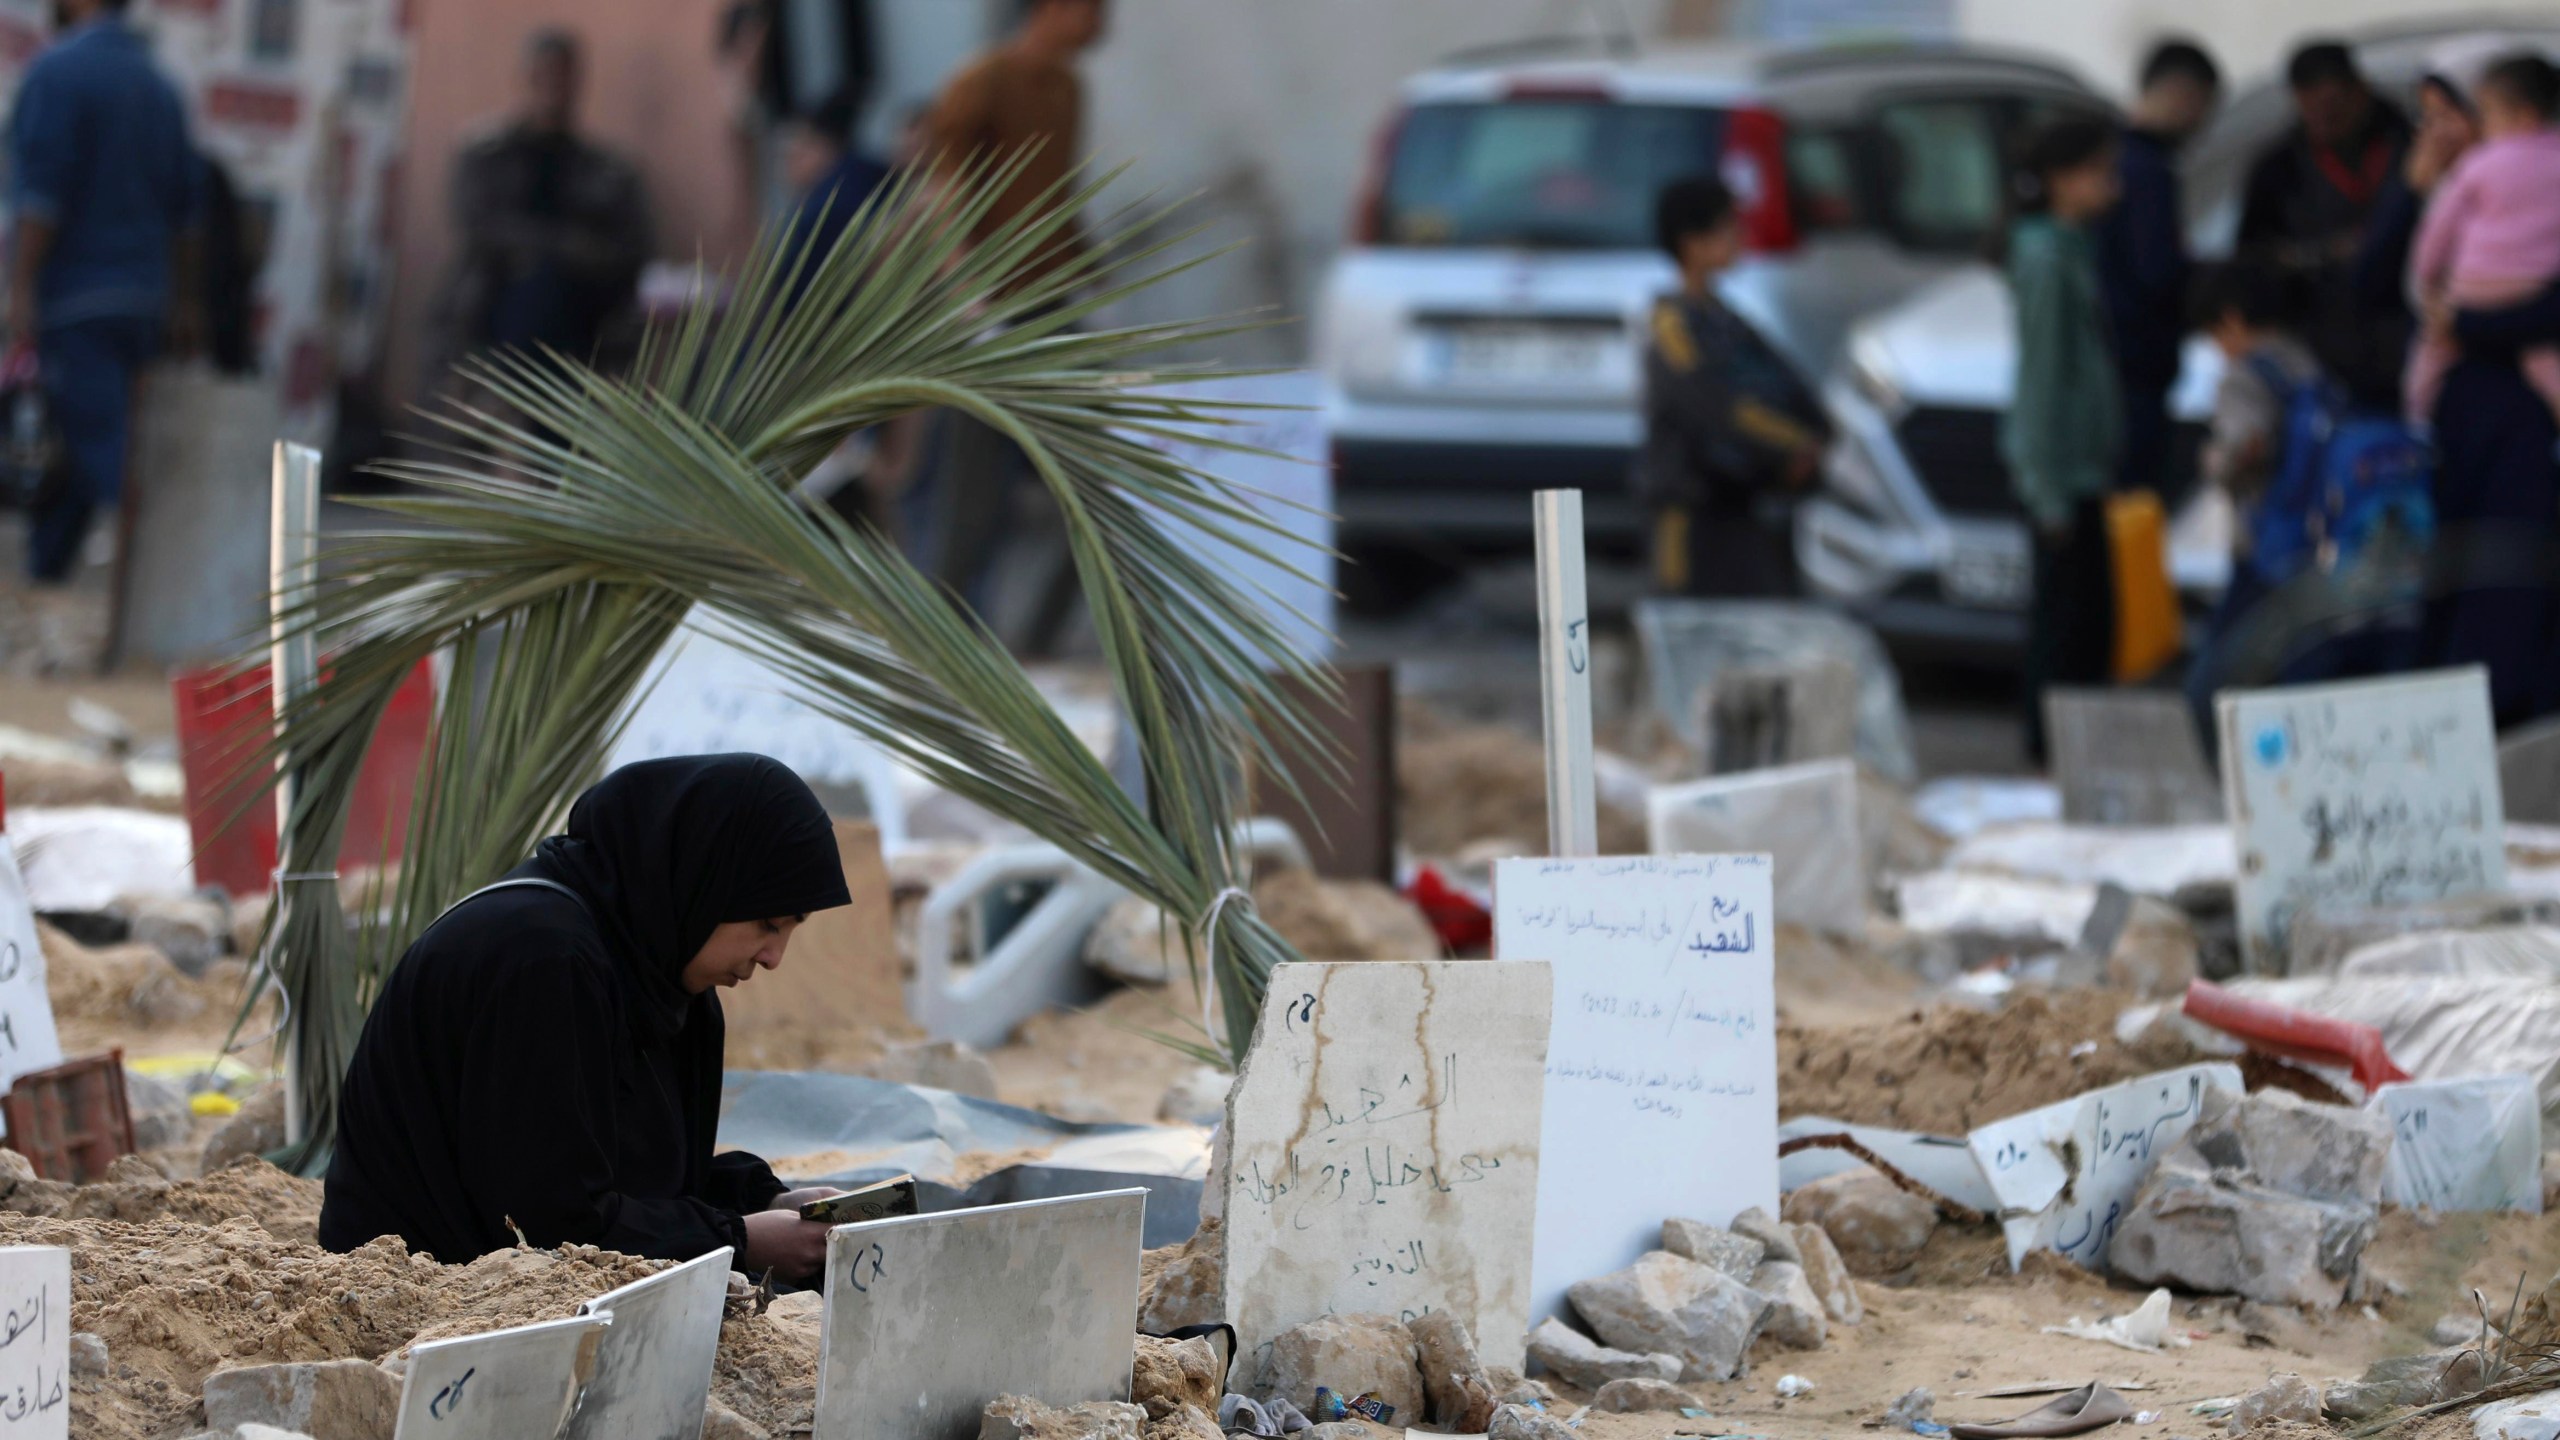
[5,0,198,584]
[433,29,652,382]
[2098,39,2221,495]
[914,0,1109,652]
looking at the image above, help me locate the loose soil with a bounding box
[1399,705,1647,859]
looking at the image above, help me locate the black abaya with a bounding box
[318,754,854,1264]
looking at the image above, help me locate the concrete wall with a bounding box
[1952,0,2541,98]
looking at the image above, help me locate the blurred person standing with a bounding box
[5,0,199,584]
[782,93,893,267]
[913,0,1108,652]
[2239,41,2412,408]
[433,29,653,381]
[2097,39,2220,496]
[2004,118,2123,764]
[1636,176,1828,599]
[2352,54,2488,314]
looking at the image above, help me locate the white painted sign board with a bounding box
[1647,759,1865,934]
[2373,1076,2544,1214]
[0,1246,70,1438]
[0,840,65,1096]
[813,1189,1144,1440]
[2219,668,2506,970]
[393,1314,610,1440]
[1494,854,1778,1326]
[1223,960,1551,1379]
[1965,1063,2243,1270]
[564,1248,733,1440]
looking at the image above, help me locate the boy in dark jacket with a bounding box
[1636,175,1829,598]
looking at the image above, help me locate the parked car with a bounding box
[1313,38,2109,590]
[1800,17,2560,652]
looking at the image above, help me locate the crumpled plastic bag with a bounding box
[2041,1288,2190,1353]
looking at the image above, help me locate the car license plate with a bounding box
[1430,323,1614,385]
[1944,535,2029,609]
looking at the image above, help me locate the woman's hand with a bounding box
[772,1186,847,1211]
[741,1208,834,1281]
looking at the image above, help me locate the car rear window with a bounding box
[1377,100,1729,250]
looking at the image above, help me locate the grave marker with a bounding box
[1646,760,1864,934]
[1493,855,1778,1326]
[2372,1076,2543,1214]
[2218,668,2506,971]
[1966,1063,2244,1270]
[392,1314,608,1440]
[0,840,65,1096]
[563,1248,732,1440]
[0,1246,70,1438]
[1222,960,1551,1378]
[2046,689,2222,826]
[813,1189,1145,1440]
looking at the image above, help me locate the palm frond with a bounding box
[254,157,1330,1165]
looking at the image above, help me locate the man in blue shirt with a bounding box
[6,0,199,583]
[2096,38,2221,496]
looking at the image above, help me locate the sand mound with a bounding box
[1778,990,2205,1134]
[38,920,273,1056]
[1399,708,1646,858]
[3,1156,322,1246]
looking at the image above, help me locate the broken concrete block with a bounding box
[702,1404,774,1440]
[1660,1217,1763,1282]
[1565,1250,1770,1383]
[70,1331,106,1378]
[2110,1156,2377,1308]
[1406,1309,1495,1431]
[1132,1333,1222,1421]
[1487,1402,1577,1440]
[2474,1387,2560,1440]
[1789,1223,1862,1326]
[1258,1313,1422,1423]
[1523,1316,1680,1390]
[2186,1088,2393,1206]
[1593,1377,1702,1413]
[1780,1167,1936,1273]
[1138,1217,1222,1333]
[980,1397,1149,1440]
[1727,1207,1802,1267]
[2230,1373,2323,1430]
[862,1038,1000,1099]
[201,1358,399,1440]
[1746,1260,1826,1350]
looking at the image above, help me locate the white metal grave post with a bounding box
[1533,490,1597,857]
[269,442,323,1147]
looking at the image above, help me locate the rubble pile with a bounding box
[1528,1212,1861,1388]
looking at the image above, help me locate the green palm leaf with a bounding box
[252,155,1336,1169]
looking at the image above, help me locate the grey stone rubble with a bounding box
[1486,1402,1578,1440]
[1591,1377,1700,1413]
[2111,1088,2395,1308]
[200,1358,400,1440]
[1257,1313,1423,1424]
[1791,1223,1863,1326]
[1523,1316,1682,1390]
[1567,1249,1768,1382]
[1780,1168,1938,1272]
[1746,1260,1826,1350]
[1659,1217,1763,1281]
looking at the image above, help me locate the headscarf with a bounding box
[533,754,853,1038]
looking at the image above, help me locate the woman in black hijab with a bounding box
[319,754,855,1280]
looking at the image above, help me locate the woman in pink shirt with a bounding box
[2409,52,2560,425]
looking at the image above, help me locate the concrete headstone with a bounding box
[812,1189,1145,1440]
[392,1314,608,1440]
[0,841,65,1097]
[1646,760,1864,934]
[2045,689,2223,827]
[563,1248,733,1440]
[1221,961,1550,1378]
[0,1246,70,1438]
[2219,669,2507,971]
[1493,855,1778,1326]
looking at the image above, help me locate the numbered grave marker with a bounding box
[1223,960,1550,1378]
[1494,854,1778,1325]
[814,1190,1145,1440]
[393,1314,610,1440]
[0,842,66,1097]
[2218,668,2506,970]
[563,1248,732,1440]
[0,1246,70,1439]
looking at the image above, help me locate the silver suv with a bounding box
[1314,39,2106,586]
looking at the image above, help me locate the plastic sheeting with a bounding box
[2219,976,2560,1147]
[8,806,196,912]
[1912,778,2060,841]
[1945,823,2236,897]
[1634,600,1918,784]
[2337,927,2560,981]
[1894,870,2096,945]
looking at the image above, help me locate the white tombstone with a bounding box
[1222,960,1551,1378]
[1646,759,1865,934]
[0,1246,71,1438]
[1965,1063,2244,1270]
[393,1314,611,1440]
[812,1189,1145,1440]
[0,840,65,1095]
[563,1248,733,1440]
[2372,1076,2544,1214]
[1493,854,1779,1325]
[2218,668,2507,971]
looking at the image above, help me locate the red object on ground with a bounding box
[1404,865,1491,954]
[1,1050,136,1183]
[172,658,436,900]
[2181,978,2414,1093]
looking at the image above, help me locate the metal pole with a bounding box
[1534,490,1598,857]
[269,442,322,1146]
